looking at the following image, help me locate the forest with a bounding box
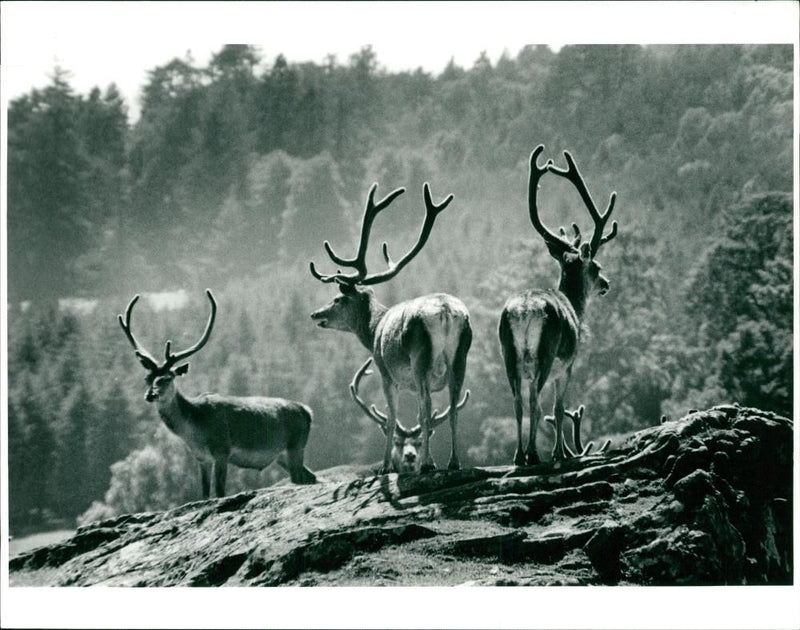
[5,44,793,534]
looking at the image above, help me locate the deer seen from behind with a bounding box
[310,183,472,474]
[119,289,316,498]
[499,145,618,465]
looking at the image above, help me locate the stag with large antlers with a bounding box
[350,358,470,473]
[310,183,472,474]
[499,145,618,465]
[119,289,316,498]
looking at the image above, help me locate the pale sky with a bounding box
[2,1,796,121]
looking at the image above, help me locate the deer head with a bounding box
[349,358,469,473]
[309,182,453,337]
[118,289,217,402]
[527,145,618,309]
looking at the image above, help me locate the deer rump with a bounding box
[500,289,580,387]
[374,294,470,392]
[190,394,312,469]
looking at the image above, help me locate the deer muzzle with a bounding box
[309,309,329,328]
[392,441,419,473]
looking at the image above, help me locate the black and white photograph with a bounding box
[1,1,798,628]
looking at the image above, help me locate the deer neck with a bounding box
[557,271,590,320]
[155,385,194,435]
[354,294,388,351]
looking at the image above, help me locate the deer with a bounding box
[309,182,472,475]
[118,289,316,498]
[498,145,618,466]
[349,358,470,473]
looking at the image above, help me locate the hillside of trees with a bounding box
[6,44,793,534]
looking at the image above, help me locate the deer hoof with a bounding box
[525,451,540,466]
[420,462,437,474]
[514,449,527,467]
[447,458,460,471]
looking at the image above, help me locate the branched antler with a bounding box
[118,290,217,372]
[350,358,469,436]
[545,405,610,457]
[527,145,576,258]
[430,390,470,428]
[349,358,389,434]
[118,294,160,371]
[547,150,618,256]
[310,184,406,285]
[310,183,453,287]
[163,289,217,368]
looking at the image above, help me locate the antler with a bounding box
[365,183,453,285]
[164,289,217,368]
[558,223,582,248]
[309,183,406,285]
[545,404,611,457]
[350,358,469,436]
[118,290,217,372]
[547,150,618,256]
[310,183,453,287]
[118,294,159,371]
[427,390,471,430]
[527,145,577,259]
[349,358,389,434]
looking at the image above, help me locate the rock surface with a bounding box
[9,405,793,586]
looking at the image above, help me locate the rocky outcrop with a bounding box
[9,405,792,586]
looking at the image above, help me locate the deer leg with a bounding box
[446,326,471,471]
[200,461,212,499]
[572,409,584,455]
[213,459,228,497]
[446,393,460,471]
[417,383,435,473]
[526,381,542,465]
[379,381,398,475]
[513,388,525,466]
[287,447,317,484]
[499,312,525,466]
[551,396,567,462]
[407,321,435,473]
[551,370,572,462]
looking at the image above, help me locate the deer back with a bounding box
[374,293,470,393]
[500,289,581,383]
[197,393,311,444]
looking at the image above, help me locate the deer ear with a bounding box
[174,364,190,376]
[135,352,157,371]
[579,242,592,261]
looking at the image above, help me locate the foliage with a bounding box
[6,44,793,532]
[668,193,793,415]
